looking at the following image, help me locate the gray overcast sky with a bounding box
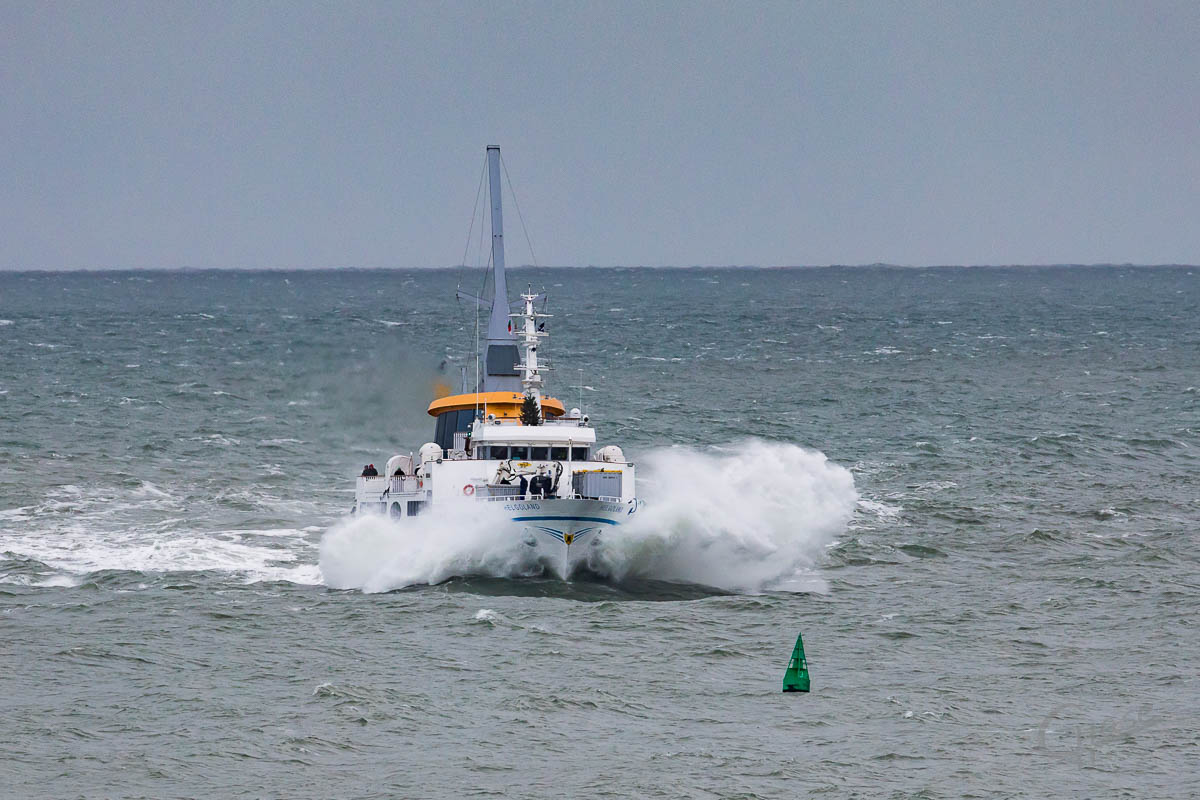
[2,1,1198,269]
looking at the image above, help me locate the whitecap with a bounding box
[857,498,903,518]
[131,481,171,499]
[35,575,81,588]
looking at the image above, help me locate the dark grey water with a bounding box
[2,266,1197,798]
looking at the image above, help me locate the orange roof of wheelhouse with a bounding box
[426,391,566,418]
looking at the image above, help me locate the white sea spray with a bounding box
[317,439,857,594]
[588,439,857,593]
[318,502,543,592]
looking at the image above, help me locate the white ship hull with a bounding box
[352,485,638,580]
[501,497,636,579]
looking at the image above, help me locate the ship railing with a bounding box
[388,477,421,494]
[479,491,556,502]
[477,491,625,503]
[481,492,543,502]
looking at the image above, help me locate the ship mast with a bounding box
[480,146,521,393]
[513,288,551,414]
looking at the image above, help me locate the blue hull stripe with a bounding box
[512,515,620,526]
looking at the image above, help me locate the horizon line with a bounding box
[2,262,1197,274]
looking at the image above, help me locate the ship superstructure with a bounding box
[352,147,638,578]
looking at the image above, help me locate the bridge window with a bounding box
[530,446,549,461]
[571,447,589,461]
[490,445,509,460]
[510,446,529,460]
[434,409,476,451]
[550,446,568,460]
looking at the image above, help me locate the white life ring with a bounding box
[463,484,475,496]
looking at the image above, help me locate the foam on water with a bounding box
[317,439,857,594]
[0,482,321,586]
[1,525,320,585]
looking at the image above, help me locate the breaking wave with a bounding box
[318,439,857,594]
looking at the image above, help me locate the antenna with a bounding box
[474,305,482,421]
[511,283,554,418]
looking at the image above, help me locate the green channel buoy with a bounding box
[782,632,810,693]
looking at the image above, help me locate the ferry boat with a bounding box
[352,146,638,578]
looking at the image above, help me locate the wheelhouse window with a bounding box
[434,409,476,451]
[550,446,568,460]
[530,446,549,461]
[509,446,529,460]
[490,445,508,460]
[571,447,589,461]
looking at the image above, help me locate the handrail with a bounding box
[479,492,625,503]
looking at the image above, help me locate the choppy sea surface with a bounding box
[1,266,1197,799]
